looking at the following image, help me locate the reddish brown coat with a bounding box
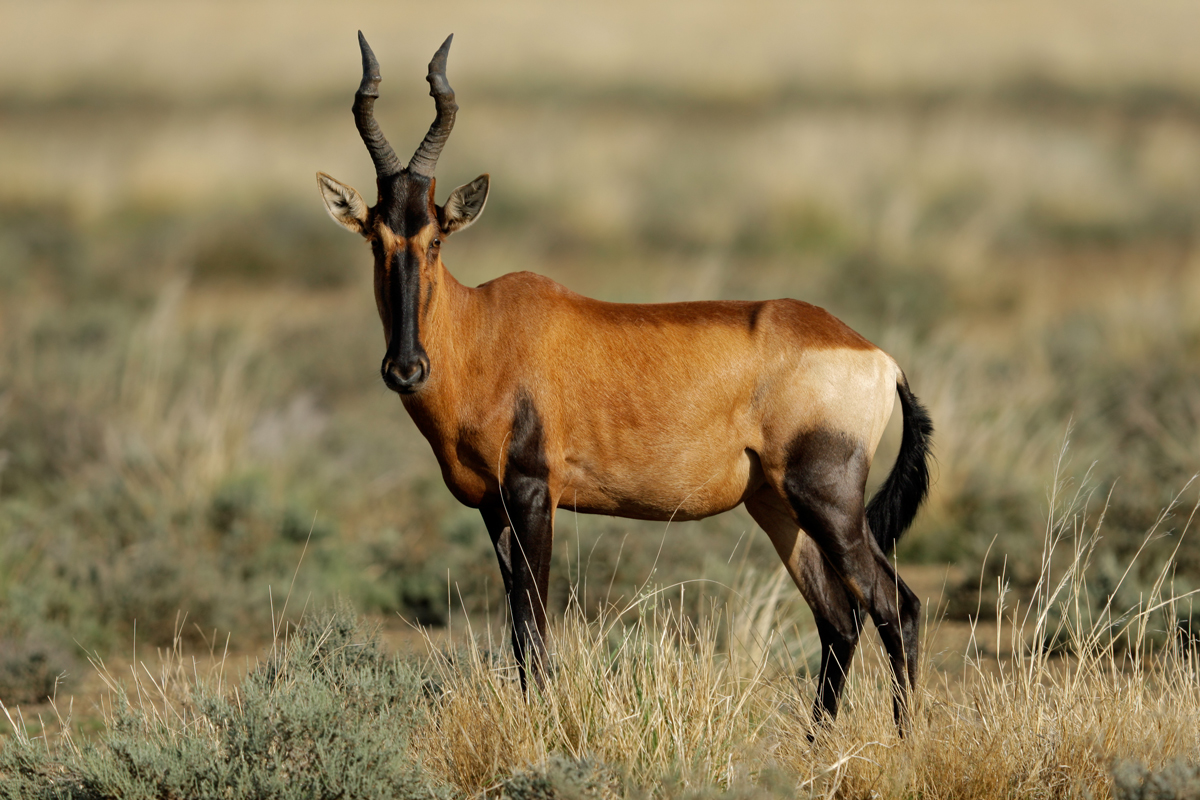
[317,32,933,733]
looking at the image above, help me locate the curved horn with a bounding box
[407,34,459,178]
[353,31,404,177]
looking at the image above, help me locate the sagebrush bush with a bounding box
[500,755,619,800]
[1112,760,1200,800]
[5,491,1200,799]
[0,607,442,800]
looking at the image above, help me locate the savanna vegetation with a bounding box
[2,1,1199,797]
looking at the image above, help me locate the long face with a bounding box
[316,33,489,396]
[371,173,440,394]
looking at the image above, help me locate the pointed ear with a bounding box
[438,174,490,236]
[317,172,369,234]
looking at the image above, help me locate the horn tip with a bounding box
[357,30,381,91]
[358,32,379,64]
[430,34,453,71]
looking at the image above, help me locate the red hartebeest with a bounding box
[317,33,933,731]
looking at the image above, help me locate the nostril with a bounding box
[399,361,424,383]
[381,357,429,391]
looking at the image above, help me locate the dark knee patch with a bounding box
[503,389,553,562]
[504,388,550,496]
[782,429,869,543]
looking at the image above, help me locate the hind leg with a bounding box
[868,542,921,722]
[746,491,863,726]
[768,430,921,731]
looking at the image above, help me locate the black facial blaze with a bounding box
[386,245,426,369]
[378,173,436,374]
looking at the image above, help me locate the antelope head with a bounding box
[317,33,489,395]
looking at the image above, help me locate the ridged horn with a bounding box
[407,34,458,178]
[353,31,404,177]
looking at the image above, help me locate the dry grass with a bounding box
[3,4,1200,793]
[5,462,1198,798]
[409,461,1200,798]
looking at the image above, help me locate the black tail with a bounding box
[866,374,934,554]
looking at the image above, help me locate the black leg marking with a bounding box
[813,611,862,729]
[781,429,921,734]
[502,389,554,691]
[745,491,865,732]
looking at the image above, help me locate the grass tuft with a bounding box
[5,473,1197,798]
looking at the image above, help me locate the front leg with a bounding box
[500,476,555,691]
[483,502,550,688]
[495,389,556,691]
[481,504,514,597]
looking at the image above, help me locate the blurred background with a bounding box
[2,1,1199,705]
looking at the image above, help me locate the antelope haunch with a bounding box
[318,33,934,731]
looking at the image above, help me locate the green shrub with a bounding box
[501,755,618,800]
[1112,760,1200,800]
[0,608,444,800]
